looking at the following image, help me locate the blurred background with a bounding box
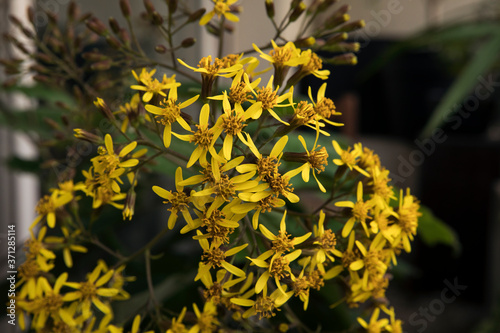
[1,0,499,332]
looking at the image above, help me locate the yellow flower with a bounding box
[190,301,220,333]
[380,306,403,333]
[244,74,292,125]
[145,85,199,148]
[335,181,376,237]
[368,165,396,208]
[17,257,54,300]
[32,190,73,229]
[392,188,421,252]
[187,197,243,242]
[108,314,154,333]
[166,307,188,333]
[297,133,329,192]
[44,227,87,268]
[332,140,369,177]
[238,134,303,207]
[249,250,301,295]
[24,226,56,264]
[298,49,330,80]
[173,103,224,167]
[82,167,127,209]
[63,263,119,319]
[195,233,248,281]
[313,211,343,266]
[199,0,240,25]
[131,68,179,102]
[357,307,389,333]
[349,233,388,289]
[113,93,151,133]
[200,268,249,306]
[254,40,307,69]
[178,56,242,99]
[24,273,75,329]
[153,167,193,229]
[308,83,343,128]
[91,134,139,178]
[245,211,309,294]
[259,210,311,254]
[231,285,293,319]
[209,68,260,106]
[212,91,262,160]
[253,40,308,86]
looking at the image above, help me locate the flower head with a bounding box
[199,0,240,26]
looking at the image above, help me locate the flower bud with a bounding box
[105,36,122,49]
[289,2,306,22]
[48,37,64,54]
[74,129,102,144]
[86,17,108,36]
[35,52,53,64]
[44,118,60,130]
[143,0,156,15]
[325,32,348,45]
[93,97,116,120]
[123,190,136,220]
[290,0,301,9]
[47,12,58,26]
[33,75,50,84]
[166,0,178,13]
[120,0,131,18]
[152,12,164,25]
[181,37,196,48]
[155,44,167,54]
[336,20,365,33]
[90,60,112,71]
[9,15,24,30]
[82,51,107,61]
[118,28,131,45]
[109,17,121,34]
[325,53,357,66]
[265,0,275,18]
[325,13,350,30]
[323,42,360,53]
[317,0,338,12]
[29,64,50,74]
[94,80,114,91]
[187,8,206,23]
[294,36,315,48]
[27,6,35,25]
[68,1,80,22]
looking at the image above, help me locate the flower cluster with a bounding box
[6,0,421,332]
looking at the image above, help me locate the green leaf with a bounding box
[417,205,460,254]
[420,31,500,137]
